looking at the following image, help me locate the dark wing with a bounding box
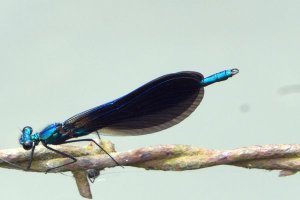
[63,71,204,136]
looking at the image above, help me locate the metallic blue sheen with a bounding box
[18,69,239,171]
[19,127,32,145]
[31,133,39,142]
[19,69,239,147]
[38,123,70,144]
[200,69,238,87]
[39,123,61,140]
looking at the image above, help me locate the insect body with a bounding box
[87,169,101,183]
[19,69,239,172]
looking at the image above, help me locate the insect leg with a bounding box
[26,142,36,170]
[0,158,24,170]
[42,143,77,173]
[63,139,123,168]
[96,131,101,140]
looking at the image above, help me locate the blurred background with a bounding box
[0,1,300,199]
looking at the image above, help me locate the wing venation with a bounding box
[63,71,204,136]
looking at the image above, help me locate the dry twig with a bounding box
[0,139,299,198]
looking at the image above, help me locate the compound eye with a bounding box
[22,126,33,135]
[22,141,33,150]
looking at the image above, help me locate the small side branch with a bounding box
[73,171,92,199]
[1,141,300,198]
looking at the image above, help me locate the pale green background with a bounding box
[0,1,300,200]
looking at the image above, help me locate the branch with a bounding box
[1,140,300,199]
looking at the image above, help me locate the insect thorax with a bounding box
[38,123,69,145]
